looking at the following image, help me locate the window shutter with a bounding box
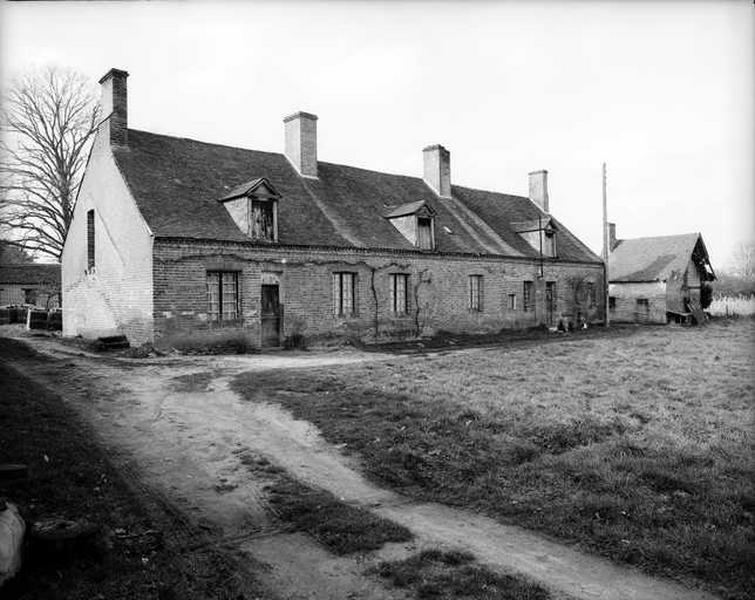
[333,273,340,316]
[343,273,353,316]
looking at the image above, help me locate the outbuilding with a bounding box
[607,224,715,324]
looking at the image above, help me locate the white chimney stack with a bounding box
[528,170,549,213]
[423,144,451,198]
[284,111,318,178]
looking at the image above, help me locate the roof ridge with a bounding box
[452,183,530,202]
[619,232,700,242]
[127,128,282,157]
[0,262,61,266]
[127,128,534,200]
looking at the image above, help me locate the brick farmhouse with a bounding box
[62,68,605,347]
[607,224,715,324]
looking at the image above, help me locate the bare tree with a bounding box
[0,239,33,264]
[727,242,754,280]
[0,67,99,261]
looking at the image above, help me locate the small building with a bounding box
[0,263,61,308]
[61,68,605,346]
[607,224,715,324]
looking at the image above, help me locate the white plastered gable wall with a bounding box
[61,128,155,343]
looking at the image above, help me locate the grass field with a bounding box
[234,321,755,600]
[374,549,550,600]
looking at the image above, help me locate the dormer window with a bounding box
[219,178,281,242]
[512,216,557,258]
[384,200,436,251]
[251,199,274,241]
[417,217,433,250]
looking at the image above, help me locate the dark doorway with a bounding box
[260,284,281,347]
[545,281,556,327]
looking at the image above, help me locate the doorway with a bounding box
[260,284,281,347]
[545,281,556,327]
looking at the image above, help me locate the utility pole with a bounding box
[602,162,610,327]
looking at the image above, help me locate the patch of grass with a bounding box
[160,329,257,355]
[264,476,412,555]
[171,371,216,393]
[0,338,268,600]
[233,321,755,600]
[375,549,552,599]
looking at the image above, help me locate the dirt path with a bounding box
[8,338,717,600]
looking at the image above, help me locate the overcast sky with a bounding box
[1,1,752,268]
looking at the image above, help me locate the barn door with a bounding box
[260,284,281,347]
[545,281,556,327]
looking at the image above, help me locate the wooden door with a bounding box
[260,284,281,347]
[545,282,556,327]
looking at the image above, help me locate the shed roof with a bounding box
[112,129,601,262]
[0,263,61,285]
[608,233,712,282]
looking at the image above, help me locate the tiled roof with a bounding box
[0,263,61,285]
[608,233,709,282]
[112,129,601,263]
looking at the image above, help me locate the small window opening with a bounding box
[87,209,95,270]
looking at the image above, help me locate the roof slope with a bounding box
[0,263,61,285]
[113,129,600,262]
[608,233,703,282]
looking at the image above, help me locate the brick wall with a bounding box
[609,281,667,324]
[153,239,604,346]
[61,132,154,343]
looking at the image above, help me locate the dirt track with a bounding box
[5,338,718,600]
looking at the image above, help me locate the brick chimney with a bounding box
[423,144,451,198]
[528,170,549,213]
[98,68,129,147]
[284,111,318,178]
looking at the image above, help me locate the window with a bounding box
[609,296,616,311]
[333,272,356,317]
[523,281,534,312]
[469,275,483,311]
[87,209,95,270]
[636,298,649,307]
[508,293,517,310]
[391,273,409,314]
[207,271,239,322]
[251,200,275,241]
[417,217,433,250]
